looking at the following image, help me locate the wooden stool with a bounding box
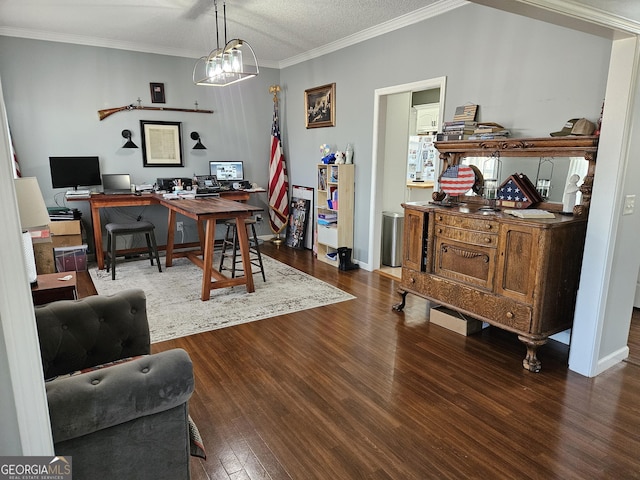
[219,218,266,282]
[105,221,162,280]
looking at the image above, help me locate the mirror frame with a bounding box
[433,136,598,215]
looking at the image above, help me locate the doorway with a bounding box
[368,77,446,273]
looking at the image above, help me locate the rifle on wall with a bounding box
[98,102,213,121]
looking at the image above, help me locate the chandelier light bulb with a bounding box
[222,52,232,73]
[231,48,243,73]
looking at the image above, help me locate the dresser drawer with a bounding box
[434,238,497,290]
[414,274,533,333]
[435,225,498,247]
[434,213,497,233]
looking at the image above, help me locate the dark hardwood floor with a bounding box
[78,244,640,479]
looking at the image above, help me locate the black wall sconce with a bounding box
[121,129,138,148]
[191,132,206,150]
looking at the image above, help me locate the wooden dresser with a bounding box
[393,136,598,372]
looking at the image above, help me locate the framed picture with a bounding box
[286,186,314,249]
[150,82,165,104]
[140,120,183,167]
[305,83,335,128]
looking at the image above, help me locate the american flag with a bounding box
[440,165,475,196]
[497,179,528,203]
[268,100,289,234]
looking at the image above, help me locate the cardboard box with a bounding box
[50,220,81,236]
[429,306,483,336]
[55,245,88,272]
[50,220,83,249]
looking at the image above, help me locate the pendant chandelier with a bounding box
[193,0,259,87]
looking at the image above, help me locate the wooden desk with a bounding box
[70,191,255,270]
[159,197,262,300]
[32,272,77,305]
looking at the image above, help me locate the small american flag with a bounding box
[497,179,529,203]
[440,165,475,196]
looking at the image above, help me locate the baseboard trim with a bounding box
[595,346,630,376]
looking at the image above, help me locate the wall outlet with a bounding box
[176,221,183,232]
[623,195,636,215]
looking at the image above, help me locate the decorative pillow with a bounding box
[188,416,206,459]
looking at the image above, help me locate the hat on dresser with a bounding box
[550,118,596,137]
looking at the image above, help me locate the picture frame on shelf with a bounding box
[140,120,183,167]
[305,83,335,128]
[150,82,165,103]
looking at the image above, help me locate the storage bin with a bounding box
[317,225,338,247]
[55,244,88,272]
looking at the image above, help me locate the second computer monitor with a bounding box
[209,161,244,181]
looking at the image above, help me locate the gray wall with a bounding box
[0,4,611,259]
[0,37,280,248]
[278,3,611,262]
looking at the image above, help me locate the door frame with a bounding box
[367,77,446,271]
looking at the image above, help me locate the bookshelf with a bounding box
[316,164,354,266]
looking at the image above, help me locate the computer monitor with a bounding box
[209,161,244,181]
[49,156,102,190]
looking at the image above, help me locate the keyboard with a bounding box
[195,192,220,198]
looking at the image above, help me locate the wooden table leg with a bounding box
[201,218,216,301]
[91,204,104,269]
[165,209,177,267]
[235,215,255,293]
[197,219,206,252]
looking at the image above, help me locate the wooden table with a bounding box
[32,272,77,305]
[69,190,256,270]
[159,197,262,300]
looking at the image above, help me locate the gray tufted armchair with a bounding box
[34,289,194,480]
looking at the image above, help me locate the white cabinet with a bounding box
[414,103,440,134]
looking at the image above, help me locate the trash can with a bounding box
[381,211,404,267]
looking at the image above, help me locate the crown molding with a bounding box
[469,0,640,37]
[278,0,469,69]
[519,0,640,34]
[0,27,205,59]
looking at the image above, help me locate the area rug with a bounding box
[89,255,355,343]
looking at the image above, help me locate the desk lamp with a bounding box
[14,177,50,286]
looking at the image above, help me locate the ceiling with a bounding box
[0,0,448,69]
[1,0,639,69]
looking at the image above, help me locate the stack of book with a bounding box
[468,122,511,140]
[48,207,81,220]
[436,121,477,141]
[318,212,337,226]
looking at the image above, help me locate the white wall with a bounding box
[382,92,411,214]
[0,77,54,455]
[569,35,640,375]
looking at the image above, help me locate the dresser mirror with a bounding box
[458,155,589,204]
